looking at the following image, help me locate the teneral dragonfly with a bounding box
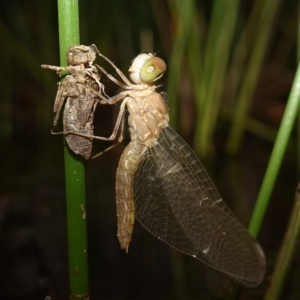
[41,45,104,159]
[65,49,266,287]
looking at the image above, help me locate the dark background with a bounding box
[0,0,299,299]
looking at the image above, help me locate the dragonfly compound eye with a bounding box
[140,57,166,83]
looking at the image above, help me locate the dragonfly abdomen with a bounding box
[116,142,146,252]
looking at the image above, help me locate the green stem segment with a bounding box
[226,0,280,155]
[264,184,300,300]
[167,0,195,129]
[194,0,239,157]
[57,0,89,298]
[249,60,300,238]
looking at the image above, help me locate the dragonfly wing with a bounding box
[134,126,265,287]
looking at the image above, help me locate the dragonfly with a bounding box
[56,48,266,287]
[41,45,104,159]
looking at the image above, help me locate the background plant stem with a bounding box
[248,60,300,238]
[264,183,300,300]
[57,0,90,298]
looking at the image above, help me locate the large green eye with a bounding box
[140,57,166,83]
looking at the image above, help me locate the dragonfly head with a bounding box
[129,53,166,85]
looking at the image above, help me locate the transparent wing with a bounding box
[133,126,266,287]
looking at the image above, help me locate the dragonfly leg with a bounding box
[52,98,127,141]
[41,64,71,76]
[101,91,128,105]
[91,104,126,159]
[91,143,119,159]
[53,81,67,126]
[84,69,110,100]
[95,63,129,89]
[91,44,134,88]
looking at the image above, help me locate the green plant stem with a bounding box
[264,183,300,300]
[194,0,239,157]
[248,60,300,238]
[226,0,280,155]
[57,0,89,299]
[167,0,195,129]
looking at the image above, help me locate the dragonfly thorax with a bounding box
[126,89,169,145]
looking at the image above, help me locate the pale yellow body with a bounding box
[116,88,169,252]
